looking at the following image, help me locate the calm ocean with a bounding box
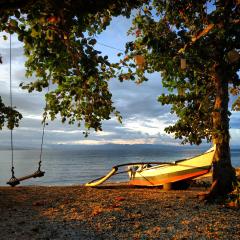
[0,145,239,186]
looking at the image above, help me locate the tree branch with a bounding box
[0,0,144,16]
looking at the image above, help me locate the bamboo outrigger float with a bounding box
[85,146,216,187]
[84,161,174,187]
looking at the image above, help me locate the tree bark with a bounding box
[208,64,236,199]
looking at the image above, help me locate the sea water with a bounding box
[0,145,239,186]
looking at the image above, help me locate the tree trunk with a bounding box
[208,65,236,199]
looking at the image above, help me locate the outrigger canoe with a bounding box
[85,146,215,187]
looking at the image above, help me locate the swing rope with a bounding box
[38,120,45,171]
[34,116,46,175]
[9,34,16,179]
[38,91,49,172]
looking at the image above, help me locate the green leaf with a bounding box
[88,38,97,45]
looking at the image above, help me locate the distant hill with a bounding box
[0,143,238,151]
[0,143,207,151]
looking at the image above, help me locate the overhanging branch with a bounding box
[0,0,145,16]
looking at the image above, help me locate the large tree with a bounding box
[121,0,239,198]
[0,0,239,198]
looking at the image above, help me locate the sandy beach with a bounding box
[0,169,239,240]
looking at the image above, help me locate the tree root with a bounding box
[198,180,218,202]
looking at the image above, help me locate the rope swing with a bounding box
[6,33,45,187]
[6,33,20,186]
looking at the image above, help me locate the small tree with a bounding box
[122,0,239,198]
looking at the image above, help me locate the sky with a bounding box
[0,16,239,148]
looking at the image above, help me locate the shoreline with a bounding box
[1,167,239,188]
[0,170,239,239]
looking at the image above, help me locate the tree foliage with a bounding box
[0,96,22,130]
[0,0,145,133]
[122,0,240,145]
[117,0,239,197]
[0,0,239,144]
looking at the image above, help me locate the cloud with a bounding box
[0,47,24,65]
[0,88,45,116]
[229,111,240,145]
[123,117,168,135]
[230,129,240,146]
[0,18,240,148]
[230,112,240,129]
[110,73,170,119]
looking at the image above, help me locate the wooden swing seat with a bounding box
[7,170,45,187]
